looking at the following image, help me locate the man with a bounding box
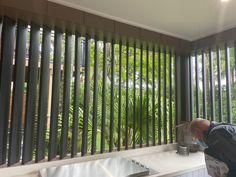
[190,118,236,177]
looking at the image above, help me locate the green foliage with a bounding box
[44,40,176,155]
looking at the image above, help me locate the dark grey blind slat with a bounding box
[60,33,72,159]
[125,42,129,150]
[202,50,207,119]
[133,43,137,149]
[48,29,62,161]
[163,50,167,144]
[216,46,223,122]
[36,27,51,162]
[72,34,81,157]
[195,52,200,117]
[101,39,107,153]
[8,21,27,166]
[23,23,40,164]
[152,47,155,146]
[117,40,122,151]
[91,36,98,155]
[139,44,143,148]
[146,47,149,147]
[81,36,91,156]
[174,53,178,141]
[0,18,16,165]
[158,48,161,145]
[189,55,194,121]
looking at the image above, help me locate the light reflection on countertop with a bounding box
[130,150,207,177]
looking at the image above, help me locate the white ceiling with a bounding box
[49,0,236,41]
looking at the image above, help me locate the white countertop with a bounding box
[131,150,206,177]
[0,145,207,177]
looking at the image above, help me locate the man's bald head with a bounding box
[190,118,210,140]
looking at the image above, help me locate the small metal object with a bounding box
[177,145,189,156]
[40,157,153,177]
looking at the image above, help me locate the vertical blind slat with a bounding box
[117,40,122,151]
[140,44,143,148]
[216,46,223,122]
[91,36,98,155]
[8,20,27,166]
[23,23,40,164]
[0,18,15,165]
[60,32,72,159]
[195,52,200,117]
[133,42,136,149]
[36,27,51,162]
[152,46,155,146]
[125,41,129,150]
[146,46,149,147]
[71,34,81,157]
[158,48,162,145]
[81,36,91,156]
[174,53,178,141]
[202,50,207,119]
[48,29,62,161]
[189,55,194,121]
[163,49,167,144]
[101,38,107,153]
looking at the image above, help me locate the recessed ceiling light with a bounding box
[221,0,229,2]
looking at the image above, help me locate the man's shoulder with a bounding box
[209,123,236,140]
[211,123,236,133]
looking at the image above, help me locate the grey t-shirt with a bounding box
[204,122,236,176]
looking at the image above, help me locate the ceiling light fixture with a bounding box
[221,0,229,2]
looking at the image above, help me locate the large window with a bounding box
[0,17,177,166]
[190,43,236,123]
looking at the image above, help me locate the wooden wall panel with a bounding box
[114,21,140,39]
[1,0,47,15]
[0,0,192,57]
[85,13,114,33]
[192,28,236,49]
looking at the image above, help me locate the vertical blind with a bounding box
[190,42,236,124]
[0,17,177,166]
